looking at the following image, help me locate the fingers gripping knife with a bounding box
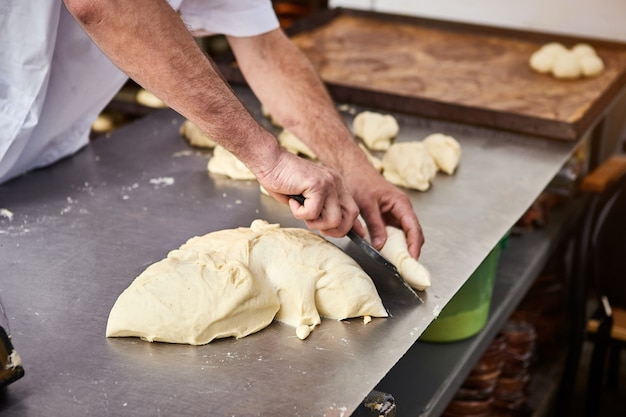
[0,297,24,390]
[288,194,421,300]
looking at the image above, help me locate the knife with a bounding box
[288,194,421,300]
[0,296,25,389]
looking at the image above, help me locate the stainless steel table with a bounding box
[0,86,575,416]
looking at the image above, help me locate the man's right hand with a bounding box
[255,149,361,239]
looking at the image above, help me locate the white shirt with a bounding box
[0,0,279,184]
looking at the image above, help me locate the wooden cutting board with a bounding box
[285,9,626,141]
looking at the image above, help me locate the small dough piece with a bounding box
[571,43,597,58]
[92,114,115,133]
[208,146,256,180]
[359,143,383,172]
[552,50,582,79]
[278,129,316,159]
[296,324,313,340]
[580,54,605,77]
[379,226,431,291]
[422,133,461,175]
[353,111,399,151]
[382,142,437,191]
[529,42,567,74]
[179,120,217,149]
[107,220,387,345]
[136,89,167,108]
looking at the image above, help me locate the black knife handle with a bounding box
[288,194,306,205]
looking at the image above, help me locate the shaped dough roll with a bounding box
[379,226,431,291]
[382,142,437,191]
[423,133,461,175]
[353,111,399,151]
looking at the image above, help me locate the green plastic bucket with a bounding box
[420,238,505,343]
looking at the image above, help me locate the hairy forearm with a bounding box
[64,0,280,175]
[228,29,372,177]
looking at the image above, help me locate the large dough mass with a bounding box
[106,220,388,345]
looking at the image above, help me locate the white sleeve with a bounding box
[178,0,280,37]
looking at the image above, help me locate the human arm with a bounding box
[62,0,358,237]
[227,28,424,258]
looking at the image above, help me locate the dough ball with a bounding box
[359,143,383,172]
[422,133,461,175]
[382,142,437,191]
[107,220,387,345]
[278,129,316,159]
[208,146,256,180]
[136,89,167,108]
[353,111,399,151]
[379,226,431,291]
[179,120,217,149]
[572,43,597,58]
[529,42,567,74]
[91,114,115,133]
[552,50,582,79]
[580,54,605,77]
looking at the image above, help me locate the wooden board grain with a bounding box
[284,10,626,141]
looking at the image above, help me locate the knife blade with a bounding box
[288,194,421,300]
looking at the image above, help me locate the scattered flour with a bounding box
[149,177,175,187]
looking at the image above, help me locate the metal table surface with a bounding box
[0,86,575,417]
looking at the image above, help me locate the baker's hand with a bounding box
[345,168,424,259]
[256,150,361,238]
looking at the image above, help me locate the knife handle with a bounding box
[288,194,306,205]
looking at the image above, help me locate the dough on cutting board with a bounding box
[180,120,217,149]
[579,54,605,77]
[352,111,399,151]
[529,41,604,79]
[382,142,437,191]
[529,42,568,74]
[106,220,388,345]
[278,129,317,159]
[207,145,256,180]
[380,226,431,291]
[552,50,582,79]
[422,133,461,175]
